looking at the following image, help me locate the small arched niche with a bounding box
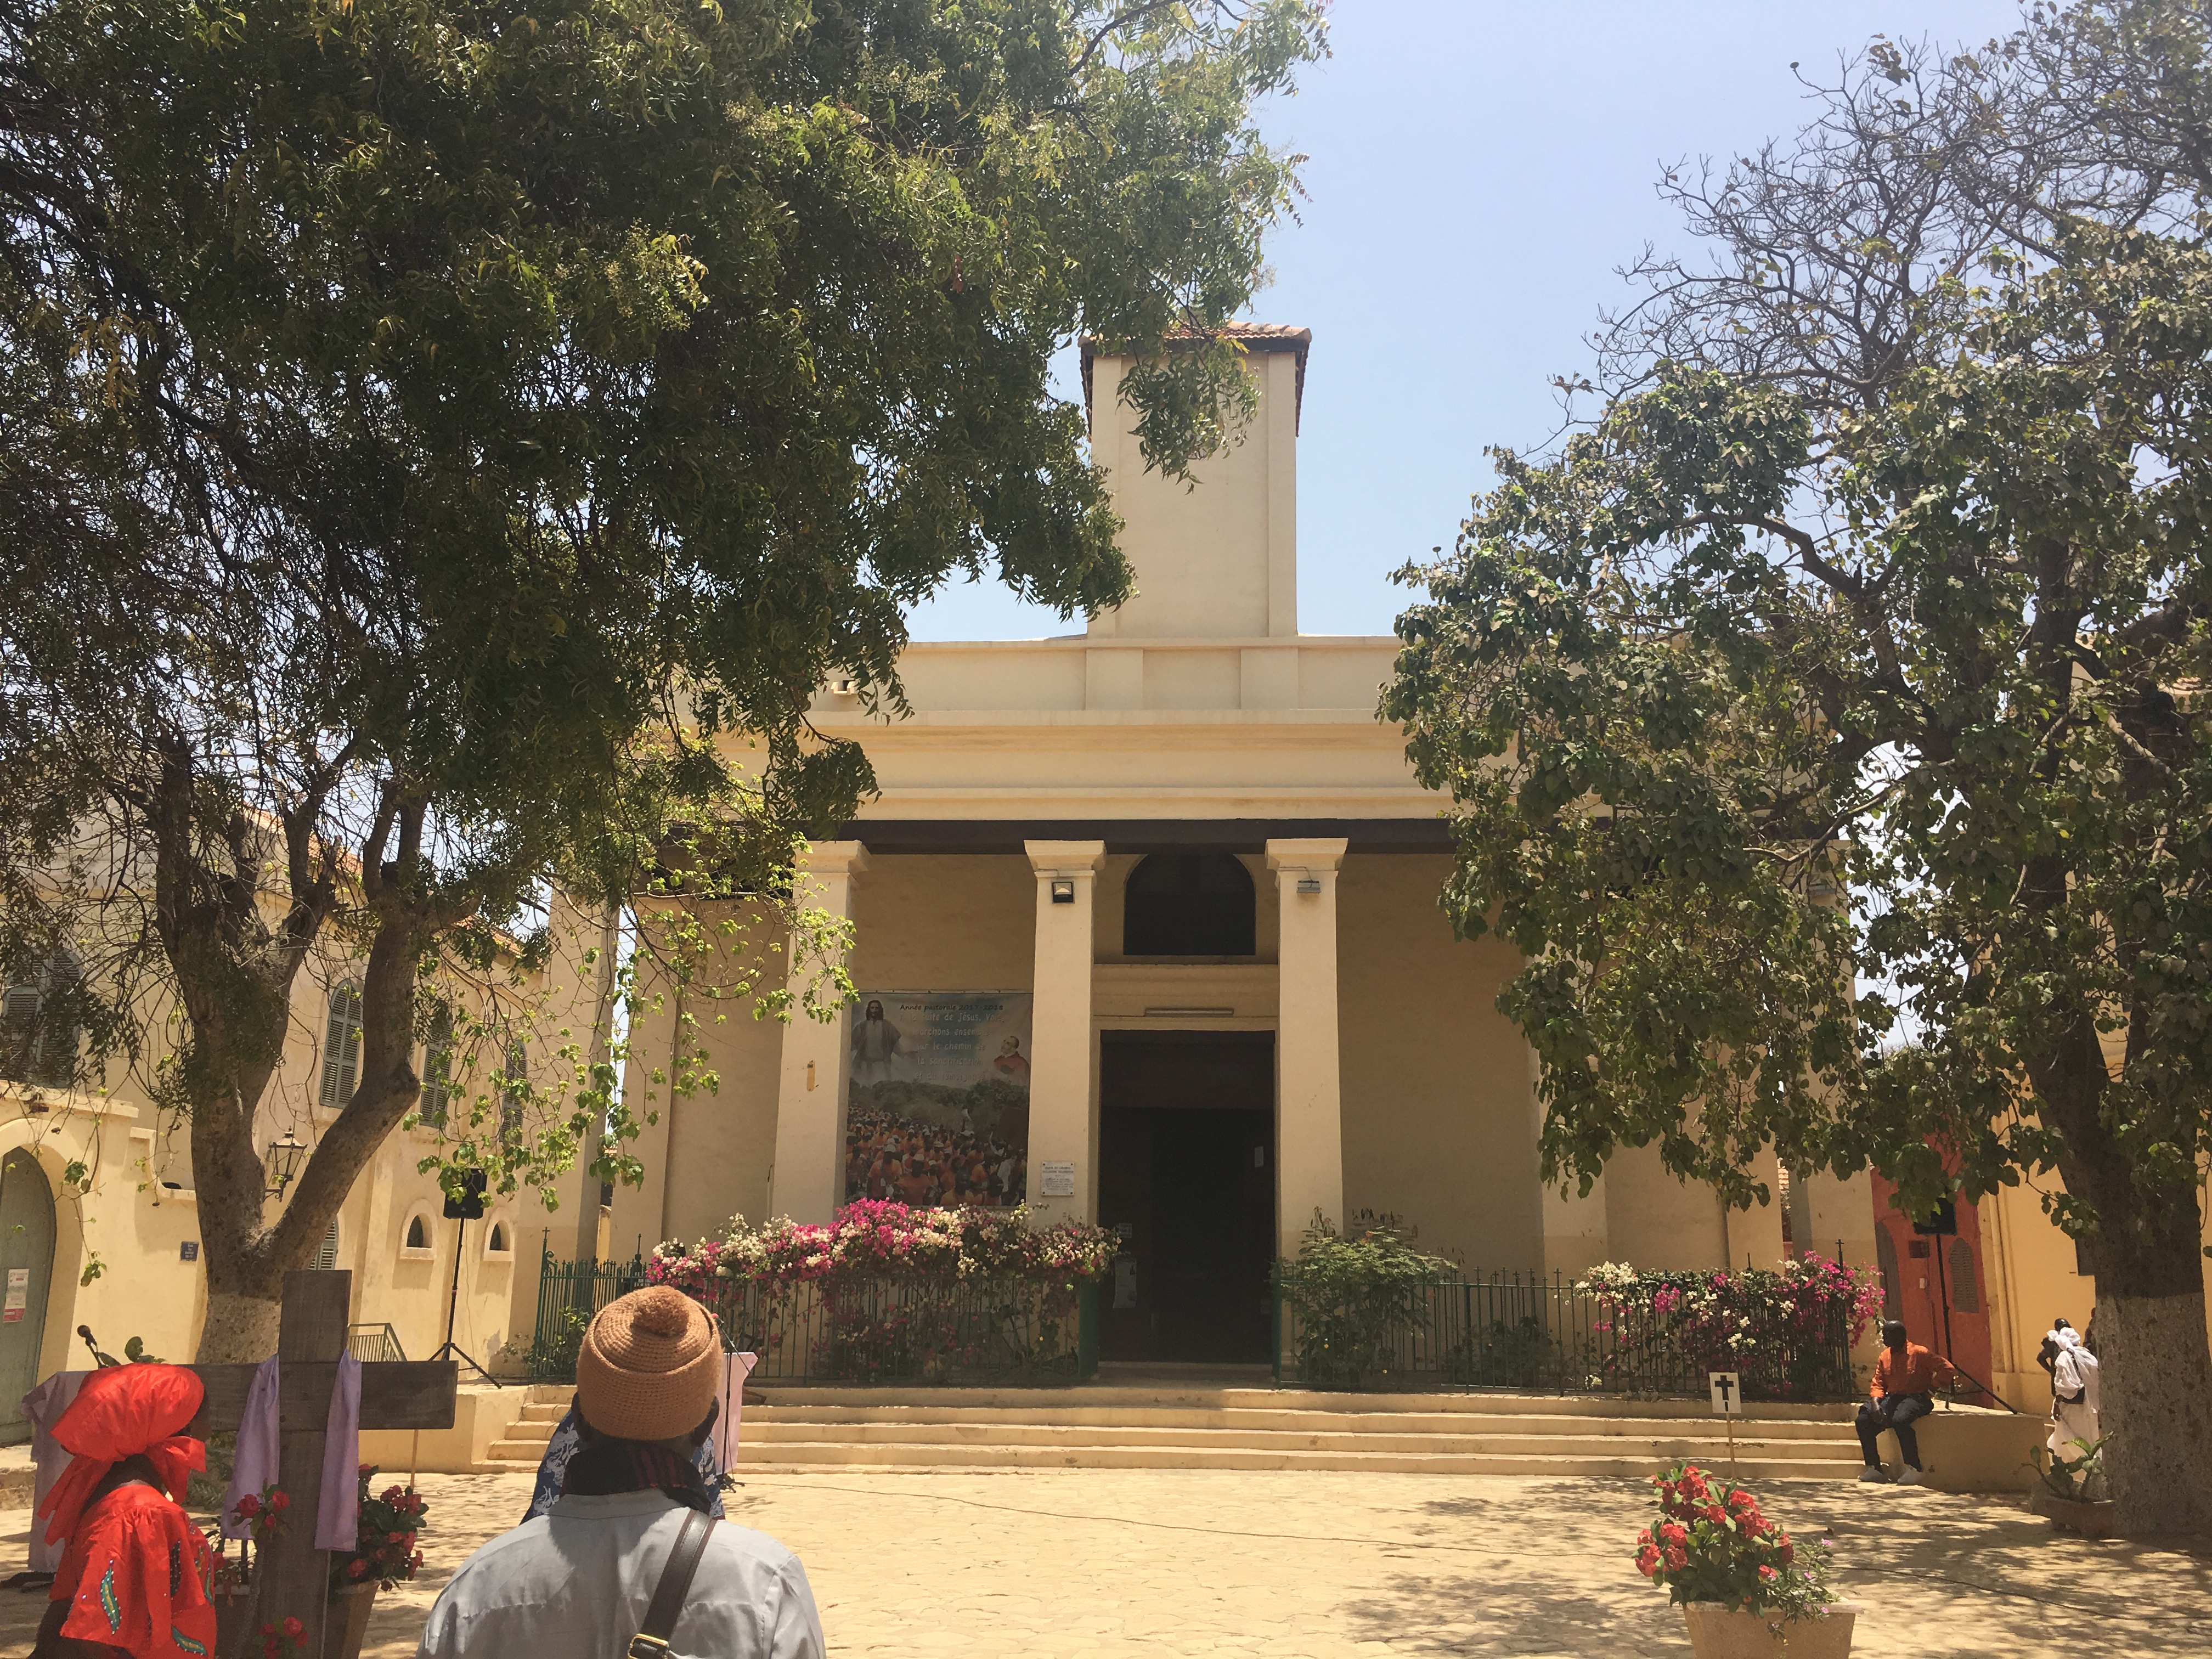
[400,1206,436,1259]
[1122,854,1256,957]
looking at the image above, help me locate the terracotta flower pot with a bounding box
[1681,1600,1859,1658]
[2027,1485,2117,1538]
[328,1582,379,1659]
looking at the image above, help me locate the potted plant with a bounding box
[326,1467,428,1659]
[1633,1460,1860,1658]
[2027,1435,2114,1538]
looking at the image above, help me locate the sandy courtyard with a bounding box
[3,1469,2208,1657]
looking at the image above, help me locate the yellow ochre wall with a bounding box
[1334,855,1542,1269]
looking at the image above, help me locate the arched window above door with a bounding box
[1123,854,1256,957]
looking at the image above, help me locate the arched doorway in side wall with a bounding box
[0,1149,57,1444]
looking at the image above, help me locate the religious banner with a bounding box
[845,992,1032,1207]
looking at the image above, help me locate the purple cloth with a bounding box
[221,1357,279,1542]
[316,1352,360,1551]
[219,1353,362,1549]
[21,1370,90,1571]
[713,1352,759,1474]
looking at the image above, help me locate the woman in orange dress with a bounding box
[31,1363,216,1659]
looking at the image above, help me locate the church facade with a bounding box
[612,326,1882,1364]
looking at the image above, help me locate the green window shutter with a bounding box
[312,1218,340,1272]
[0,981,40,1082]
[3,957,81,1087]
[320,983,362,1108]
[417,1007,454,1128]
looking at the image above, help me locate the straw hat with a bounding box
[575,1286,721,1442]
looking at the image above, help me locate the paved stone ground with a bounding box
[1,1470,2208,1656]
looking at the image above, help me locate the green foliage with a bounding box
[0,0,1326,1329]
[1279,1210,1454,1390]
[2032,1435,2113,1503]
[1391,4,2212,1523]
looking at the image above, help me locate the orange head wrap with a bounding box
[37,1363,206,1545]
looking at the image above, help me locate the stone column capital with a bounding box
[1024,839,1108,876]
[1264,837,1349,874]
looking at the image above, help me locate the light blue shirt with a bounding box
[416,1491,825,1659]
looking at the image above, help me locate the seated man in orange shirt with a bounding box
[1856,1319,1957,1485]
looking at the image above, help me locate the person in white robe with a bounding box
[2041,1321,2101,1457]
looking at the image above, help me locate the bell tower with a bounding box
[1082,324,1308,639]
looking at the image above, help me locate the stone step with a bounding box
[735,1420,1858,1459]
[726,1441,1853,1477]
[489,1439,561,1463]
[746,1404,1853,1441]
[748,1385,1862,1420]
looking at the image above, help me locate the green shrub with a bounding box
[1280,1210,1453,1390]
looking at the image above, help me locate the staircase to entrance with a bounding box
[485,1373,1865,1479]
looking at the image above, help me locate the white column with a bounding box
[1024,840,1105,1224]
[769,841,868,1225]
[1267,838,1347,1259]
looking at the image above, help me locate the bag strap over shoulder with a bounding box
[628,1509,719,1658]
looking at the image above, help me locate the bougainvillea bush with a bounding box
[1634,1461,1835,1624]
[1578,1254,1884,1400]
[648,1201,1116,1384]
[650,1200,1116,1291]
[330,1467,426,1592]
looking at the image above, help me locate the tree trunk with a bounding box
[2098,1259,2212,1536]
[198,1291,285,1364]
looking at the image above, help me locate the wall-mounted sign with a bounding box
[179,1241,200,1263]
[845,992,1032,1207]
[3,1266,27,1322]
[1039,1160,1076,1198]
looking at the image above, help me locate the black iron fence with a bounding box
[529,1249,1854,1400]
[714,1276,1099,1386]
[529,1250,650,1383]
[1272,1267,1859,1401]
[528,1248,1101,1385]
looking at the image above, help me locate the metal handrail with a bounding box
[346,1322,407,1363]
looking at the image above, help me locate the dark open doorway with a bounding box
[1096,1030,1274,1363]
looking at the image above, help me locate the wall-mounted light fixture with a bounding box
[1296,874,1323,895]
[264,1129,308,1198]
[1049,878,1076,904]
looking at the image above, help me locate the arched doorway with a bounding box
[0,1149,57,1443]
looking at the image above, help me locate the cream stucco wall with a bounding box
[1335,855,1542,1271]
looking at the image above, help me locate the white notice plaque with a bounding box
[1039,1160,1076,1197]
[1708,1370,1743,1415]
[4,1267,27,1324]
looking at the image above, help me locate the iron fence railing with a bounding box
[1272,1267,1859,1401]
[713,1276,1099,1386]
[345,1322,407,1363]
[528,1249,1101,1386]
[529,1249,650,1383]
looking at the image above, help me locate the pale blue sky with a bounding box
[906,0,2028,643]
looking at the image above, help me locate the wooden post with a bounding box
[182,1271,458,1659]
